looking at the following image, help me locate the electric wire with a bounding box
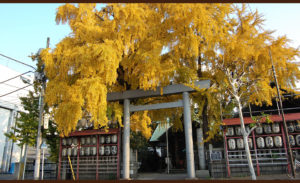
[0,71,33,84]
[0,53,36,71]
[0,84,33,98]
[1,83,32,92]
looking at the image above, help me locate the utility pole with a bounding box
[165,118,169,174]
[269,49,296,178]
[33,37,49,180]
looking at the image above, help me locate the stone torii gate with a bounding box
[107,80,210,179]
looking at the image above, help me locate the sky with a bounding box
[0,3,300,73]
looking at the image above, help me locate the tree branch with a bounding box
[246,125,257,137]
[95,13,104,21]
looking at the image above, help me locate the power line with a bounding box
[0,84,33,98]
[0,71,32,84]
[0,53,36,71]
[1,83,32,92]
[0,100,21,107]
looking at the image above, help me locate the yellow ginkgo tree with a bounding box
[41,3,233,137]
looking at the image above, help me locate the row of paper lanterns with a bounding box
[62,135,118,146]
[62,146,118,157]
[226,122,300,136]
[228,135,300,150]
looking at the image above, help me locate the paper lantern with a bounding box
[67,138,72,145]
[294,122,300,132]
[99,146,105,156]
[228,139,236,150]
[235,126,242,136]
[85,147,90,156]
[263,124,272,134]
[62,139,67,146]
[72,148,78,156]
[62,148,67,157]
[274,136,282,148]
[91,147,97,156]
[289,135,296,146]
[80,148,85,156]
[295,135,300,146]
[265,136,274,148]
[80,137,86,145]
[105,146,111,155]
[105,135,111,144]
[86,136,91,145]
[67,147,72,156]
[288,123,295,133]
[237,138,244,149]
[272,123,280,133]
[111,134,117,143]
[111,146,117,155]
[255,126,263,134]
[100,136,105,144]
[92,136,97,145]
[226,127,235,136]
[72,138,78,145]
[256,137,265,149]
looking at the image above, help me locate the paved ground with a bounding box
[135,172,300,180]
[0,173,16,180]
[1,172,300,180]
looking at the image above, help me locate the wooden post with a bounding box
[77,138,80,180]
[223,133,231,177]
[281,123,291,174]
[117,129,121,179]
[251,131,260,176]
[58,138,62,180]
[96,135,99,180]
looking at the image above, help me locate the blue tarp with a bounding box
[8,163,15,174]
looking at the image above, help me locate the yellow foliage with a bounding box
[42,3,300,140]
[130,111,152,139]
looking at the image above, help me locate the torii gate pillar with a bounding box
[183,92,195,179]
[122,99,130,179]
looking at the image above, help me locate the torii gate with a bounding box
[107,80,210,179]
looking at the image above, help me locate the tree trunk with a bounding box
[236,96,256,180]
[18,144,24,180]
[202,100,209,150]
[22,144,28,180]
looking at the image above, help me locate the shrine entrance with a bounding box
[107,80,210,179]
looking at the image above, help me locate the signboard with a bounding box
[210,151,222,161]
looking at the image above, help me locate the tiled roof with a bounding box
[223,112,300,126]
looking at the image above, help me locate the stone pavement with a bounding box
[1,172,300,180]
[135,172,300,180]
[0,173,17,180]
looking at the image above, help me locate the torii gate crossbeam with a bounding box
[107,80,210,179]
